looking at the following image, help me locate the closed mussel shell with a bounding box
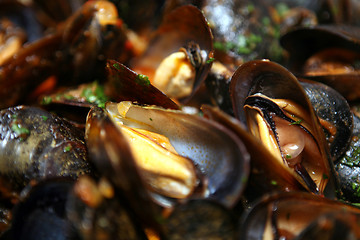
[0,105,92,201]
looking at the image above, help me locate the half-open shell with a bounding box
[230,60,337,196]
[85,101,250,209]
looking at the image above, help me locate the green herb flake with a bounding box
[262,17,271,26]
[41,116,48,121]
[323,174,329,180]
[276,3,289,17]
[11,123,30,139]
[55,94,62,101]
[64,94,74,100]
[149,118,153,121]
[236,34,262,55]
[350,202,360,208]
[213,41,228,52]
[351,182,360,198]
[135,74,150,86]
[247,3,255,13]
[206,57,215,64]
[97,102,106,109]
[64,144,72,152]
[81,81,109,108]
[285,154,291,159]
[113,63,121,70]
[271,180,277,186]
[290,119,303,125]
[41,96,52,105]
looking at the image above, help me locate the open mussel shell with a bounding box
[280,25,360,101]
[0,1,128,109]
[238,192,360,240]
[280,25,360,72]
[85,105,162,232]
[130,5,214,103]
[229,60,336,197]
[86,101,249,209]
[293,211,360,240]
[200,105,306,201]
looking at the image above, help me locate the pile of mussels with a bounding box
[2,0,360,239]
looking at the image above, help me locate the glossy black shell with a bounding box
[0,105,92,196]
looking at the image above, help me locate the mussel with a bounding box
[5,178,78,240]
[280,25,360,101]
[0,0,128,109]
[230,60,337,197]
[0,105,92,203]
[85,101,250,209]
[298,79,353,162]
[238,191,360,240]
[130,5,214,103]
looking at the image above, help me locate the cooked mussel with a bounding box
[67,176,149,240]
[85,101,250,209]
[299,79,353,162]
[334,113,360,203]
[0,0,128,108]
[0,105,92,202]
[5,178,78,240]
[280,25,360,101]
[230,60,336,196]
[130,5,214,103]
[238,191,360,240]
[105,60,180,110]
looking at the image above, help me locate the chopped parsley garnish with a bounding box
[135,74,150,86]
[41,116,48,121]
[323,174,329,180]
[64,144,72,152]
[81,81,108,108]
[113,63,121,70]
[275,2,289,17]
[64,94,74,100]
[247,3,255,13]
[41,96,52,105]
[351,182,360,198]
[237,34,262,54]
[271,180,277,185]
[290,119,303,125]
[206,57,215,64]
[285,154,292,159]
[214,33,262,56]
[11,122,30,140]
